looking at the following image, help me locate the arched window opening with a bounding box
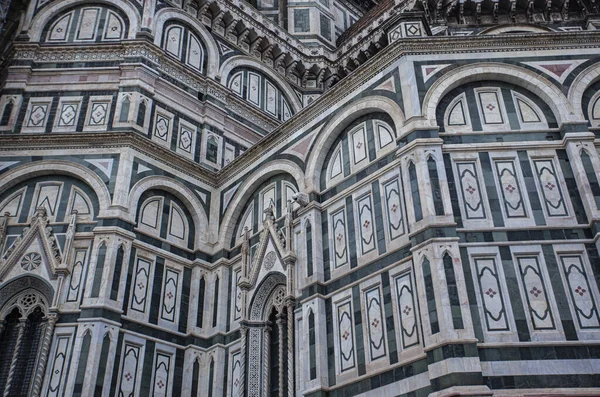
[0,102,13,126]
[119,96,130,123]
[212,277,219,327]
[73,331,92,396]
[428,157,445,216]
[208,357,214,397]
[409,163,423,221]
[0,289,51,397]
[94,334,111,397]
[91,243,107,298]
[136,101,146,127]
[306,221,313,277]
[443,253,464,329]
[110,245,125,301]
[197,276,205,328]
[191,358,200,397]
[308,310,316,380]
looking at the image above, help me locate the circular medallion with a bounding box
[21,252,42,271]
[264,251,276,270]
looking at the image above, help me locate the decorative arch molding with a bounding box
[127,175,209,249]
[248,272,287,321]
[423,62,579,125]
[0,160,112,215]
[0,274,54,314]
[568,61,600,119]
[304,95,405,193]
[478,24,554,35]
[153,8,220,78]
[219,56,303,112]
[218,160,305,248]
[26,0,139,41]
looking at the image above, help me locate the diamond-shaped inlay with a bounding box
[337,233,344,242]
[486,104,496,111]
[391,203,398,213]
[342,330,350,340]
[403,305,412,315]
[545,182,555,190]
[124,372,133,381]
[406,24,420,35]
[466,185,476,195]
[574,286,587,296]
[157,380,165,389]
[29,105,47,126]
[529,286,542,297]
[137,282,145,289]
[371,318,379,328]
[363,220,370,229]
[505,184,516,193]
[485,288,497,298]
[166,292,173,299]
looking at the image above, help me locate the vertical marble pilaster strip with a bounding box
[263,327,270,397]
[277,315,285,397]
[31,312,58,397]
[3,319,27,397]
[239,326,247,397]
[287,304,294,397]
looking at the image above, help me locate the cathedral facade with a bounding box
[0,0,600,396]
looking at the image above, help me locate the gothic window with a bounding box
[162,22,207,74]
[110,245,125,301]
[90,243,107,298]
[73,331,91,396]
[308,310,317,380]
[212,276,220,327]
[322,114,396,189]
[206,135,219,164]
[0,290,50,397]
[422,257,439,334]
[408,162,423,221]
[443,253,464,329]
[44,6,127,43]
[227,68,294,121]
[197,276,205,328]
[207,357,214,397]
[306,220,313,277]
[191,359,200,396]
[0,101,13,126]
[119,96,130,123]
[427,157,445,216]
[136,100,146,127]
[94,334,111,396]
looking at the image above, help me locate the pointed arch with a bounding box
[304,95,405,193]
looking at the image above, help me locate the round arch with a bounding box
[568,61,600,119]
[478,24,554,35]
[153,8,220,78]
[127,176,209,250]
[218,160,305,248]
[218,56,303,113]
[26,0,140,41]
[304,95,405,193]
[0,160,112,215]
[422,62,579,125]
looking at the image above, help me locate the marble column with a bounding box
[31,312,58,397]
[277,313,285,397]
[287,304,294,397]
[3,318,27,397]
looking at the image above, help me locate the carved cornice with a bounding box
[0,131,219,187]
[9,41,280,133]
[216,30,600,180]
